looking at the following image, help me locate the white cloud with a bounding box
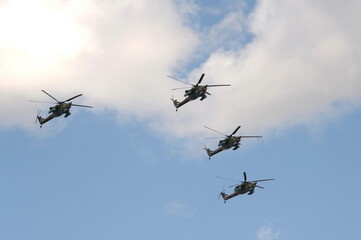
[1,0,361,146]
[257,226,280,240]
[175,0,199,17]
[0,0,198,128]
[155,0,361,139]
[165,201,195,217]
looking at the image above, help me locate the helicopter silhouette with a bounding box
[168,73,230,111]
[218,172,274,203]
[29,90,93,127]
[204,126,262,159]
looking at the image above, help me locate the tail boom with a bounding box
[170,97,190,111]
[220,192,238,203]
[205,147,223,159]
[37,114,54,127]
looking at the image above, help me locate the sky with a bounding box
[0,0,361,239]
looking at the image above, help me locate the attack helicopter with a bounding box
[167,73,230,111]
[204,126,262,159]
[29,90,93,127]
[217,172,274,203]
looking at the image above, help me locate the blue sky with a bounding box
[1,105,361,240]
[1,1,361,240]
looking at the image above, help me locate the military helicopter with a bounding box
[29,90,93,127]
[217,172,274,203]
[204,125,262,159]
[167,73,230,111]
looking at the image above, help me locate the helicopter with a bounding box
[29,90,93,127]
[217,172,274,203]
[203,126,262,159]
[167,73,230,111]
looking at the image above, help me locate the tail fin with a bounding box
[34,110,44,128]
[170,96,180,110]
[34,110,41,124]
[37,116,45,127]
[204,146,213,159]
[220,192,228,203]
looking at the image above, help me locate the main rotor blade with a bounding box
[41,90,60,103]
[228,183,240,188]
[243,172,247,182]
[216,176,242,183]
[230,126,241,136]
[252,179,275,183]
[206,84,231,87]
[255,185,264,189]
[240,136,263,138]
[65,94,83,102]
[171,87,191,90]
[195,73,205,86]
[204,137,223,139]
[204,126,227,136]
[167,75,193,86]
[29,100,57,104]
[71,104,93,108]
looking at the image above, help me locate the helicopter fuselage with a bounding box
[171,85,208,111]
[205,136,241,159]
[218,136,241,150]
[48,102,72,117]
[220,183,257,202]
[234,182,257,195]
[169,73,231,110]
[32,90,93,127]
[169,73,230,111]
[204,125,262,159]
[184,85,208,100]
[37,102,72,127]
[219,172,274,203]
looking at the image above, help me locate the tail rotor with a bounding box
[34,110,41,124]
[170,95,179,111]
[34,110,44,128]
[218,188,228,203]
[218,187,225,199]
[203,145,213,159]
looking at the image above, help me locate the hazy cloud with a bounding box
[257,226,280,240]
[165,201,195,217]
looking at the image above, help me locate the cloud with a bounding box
[154,0,361,139]
[0,0,198,128]
[165,201,195,217]
[257,226,280,240]
[1,0,361,143]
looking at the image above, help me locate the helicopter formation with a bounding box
[29,73,274,203]
[169,73,274,202]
